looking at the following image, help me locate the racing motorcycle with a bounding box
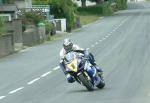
[64,51,105,91]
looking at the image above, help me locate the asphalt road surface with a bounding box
[0,2,150,103]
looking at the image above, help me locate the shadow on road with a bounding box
[67,87,109,94]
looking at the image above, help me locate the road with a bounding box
[0,2,150,103]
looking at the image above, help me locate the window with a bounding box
[0,14,11,21]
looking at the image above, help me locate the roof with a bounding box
[0,4,18,12]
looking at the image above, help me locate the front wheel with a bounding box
[97,75,105,89]
[78,73,94,91]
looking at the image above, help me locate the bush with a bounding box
[20,11,44,25]
[102,2,113,15]
[110,2,118,12]
[20,11,45,31]
[44,21,52,35]
[115,0,127,10]
[77,5,103,15]
[32,0,49,5]
[77,3,113,16]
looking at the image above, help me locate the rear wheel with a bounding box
[78,73,94,91]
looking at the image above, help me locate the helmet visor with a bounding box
[64,44,72,52]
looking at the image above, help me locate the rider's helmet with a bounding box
[63,38,73,52]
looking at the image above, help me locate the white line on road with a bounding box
[95,42,98,45]
[148,91,150,97]
[87,48,90,50]
[91,45,95,47]
[103,37,106,40]
[99,40,102,42]
[105,35,109,38]
[108,33,112,36]
[41,71,52,78]
[110,31,113,34]
[0,96,6,100]
[113,29,116,32]
[27,78,40,85]
[118,24,122,27]
[8,87,24,94]
[115,27,118,30]
[53,66,60,71]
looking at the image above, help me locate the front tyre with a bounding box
[78,73,94,91]
[97,75,105,89]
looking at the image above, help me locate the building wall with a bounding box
[15,0,32,8]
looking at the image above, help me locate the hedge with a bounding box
[77,5,103,15]
[77,2,113,15]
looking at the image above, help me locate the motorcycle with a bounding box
[64,51,105,91]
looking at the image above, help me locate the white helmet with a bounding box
[63,38,73,52]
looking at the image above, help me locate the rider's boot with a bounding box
[66,74,75,83]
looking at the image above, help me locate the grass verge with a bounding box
[79,14,100,26]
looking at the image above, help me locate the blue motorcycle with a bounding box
[64,51,105,91]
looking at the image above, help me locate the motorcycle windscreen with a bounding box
[66,59,78,72]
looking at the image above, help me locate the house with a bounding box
[0,0,32,21]
[0,4,18,21]
[14,0,32,9]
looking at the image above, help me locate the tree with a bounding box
[81,0,86,7]
[50,0,77,32]
[2,0,14,4]
[32,0,49,5]
[89,0,103,4]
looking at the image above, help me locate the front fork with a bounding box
[86,66,100,86]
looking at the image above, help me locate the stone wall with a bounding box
[5,19,23,50]
[0,34,14,58]
[22,25,40,46]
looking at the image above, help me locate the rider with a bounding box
[59,38,103,83]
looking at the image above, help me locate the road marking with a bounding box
[27,78,40,85]
[110,31,113,34]
[41,71,52,78]
[95,42,98,45]
[148,91,150,96]
[113,29,116,32]
[9,87,24,94]
[87,48,90,50]
[116,27,119,30]
[118,24,121,27]
[53,66,60,71]
[91,45,95,47]
[115,27,118,30]
[105,35,109,38]
[103,37,106,40]
[0,96,6,100]
[99,40,102,42]
[108,33,112,36]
